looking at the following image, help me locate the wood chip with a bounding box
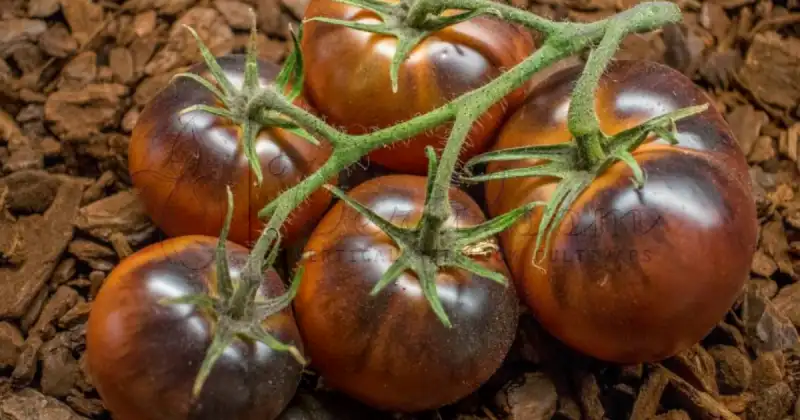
[772,283,800,329]
[0,322,24,369]
[59,0,105,46]
[0,19,47,56]
[727,104,769,156]
[109,231,133,258]
[44,83,128,142]
[661,366,739,420]
[0,180,82,318]
[0,388,88,419]
[57,51,97,91]
[752,249,778,277]
[109,47,134,84]
[742,284,800,352]
[144,7,233,76]
[11,335,43,386]
[74,190,153,244]
[214,0,253,30]
[28,0,61,17]
[745,381,795,420]
[133,10,157,37]
[630,368,669,420]
[701,2,732,39]
[281,0,309,19]
[708,345,753,394]
[0,170,60,214]
[717,392,755,413]
[573,368,605,420]
[748,136,777,163]
[662,345,719,396]
[0,109,23,143]
[738,32,800,110]
[495,372,558,420]
[760,220,795,278]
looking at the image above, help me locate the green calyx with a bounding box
[159,186,307,401]
[172,10,317,186]
[462,104,709,270]
[305,0,500,93]
[324,147,540,327]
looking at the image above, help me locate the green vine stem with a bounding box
[567,23,627,167]
[168,0,694,383]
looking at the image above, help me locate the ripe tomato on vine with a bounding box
[293,175,519,412]
[129,54,334,247]
[300,0,536,174]
[480,60,757,363]
[87,235,305,420]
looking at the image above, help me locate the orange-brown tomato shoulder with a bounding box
[300,0,536,173]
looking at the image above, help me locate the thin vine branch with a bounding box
[567,23,627,167]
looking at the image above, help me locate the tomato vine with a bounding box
[164,0,710,400]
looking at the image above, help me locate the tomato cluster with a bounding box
[86,0,757,418]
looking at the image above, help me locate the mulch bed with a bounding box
[1,0,799,418]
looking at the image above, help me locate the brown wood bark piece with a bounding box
[661,367,741,420]
[0,180,82,318]
[630,368,669,420]
[738,32,800,110]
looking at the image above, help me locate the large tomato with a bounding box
[86,235,304,420]
[293,175,519,412]
[129,54,334,247]
[484,60,758,363]
[300,0,536,174]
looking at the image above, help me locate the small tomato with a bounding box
[129,54,334,247]
[293,175,519,412]
[86,235,304,420]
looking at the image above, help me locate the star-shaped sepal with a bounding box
[321,147,541,327]
[172,10,319,186]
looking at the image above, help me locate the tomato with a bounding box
[484,60,758,363]
[129,54,334,247]
[292,175,519,412]
[300,0,536,174]
[86,235,304,420]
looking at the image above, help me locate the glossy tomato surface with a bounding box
[130,54,333,247]
[293,175,519,412]
[301,0,536,174]
[86,235,304,420]
[485,60,758,363]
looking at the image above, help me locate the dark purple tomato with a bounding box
[130,54,335,247]
[86,235,304,420]
[293,175,519,412]
[485,60,758,363]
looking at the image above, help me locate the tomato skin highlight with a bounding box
[129,54,334,247]
[86,235,304,420]
[485,60,758,364]
[300,0,536,174]
[293,175,519,412]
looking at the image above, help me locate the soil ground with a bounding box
[1,0,799,419]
